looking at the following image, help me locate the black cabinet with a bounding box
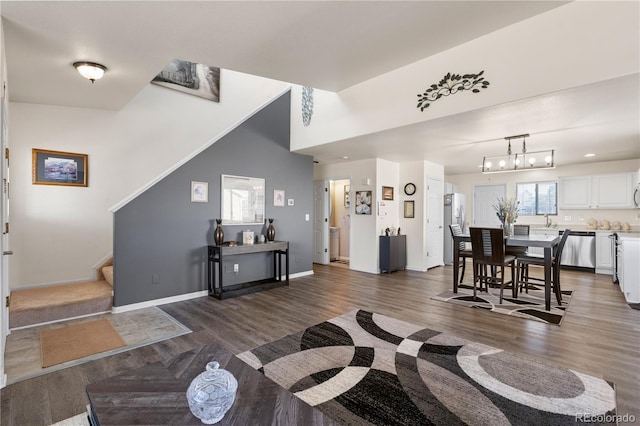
[380,235,406,273]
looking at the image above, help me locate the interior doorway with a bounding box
[473,184,506,227]
[328,178,351,267]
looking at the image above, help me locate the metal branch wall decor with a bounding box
[302,86,314,126]
[416,71,490,111]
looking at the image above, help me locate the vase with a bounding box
[186,361,238,424]
[267,218,275,242]
[214,219,224,246]
[502,222,514,237]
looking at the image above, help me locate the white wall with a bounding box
[446,159,640,230]
[314,159,377,273]
[291,2,639,151]
[315,158,445,273]
[330,178,350,259]
[9,71,289,288]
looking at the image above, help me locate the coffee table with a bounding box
[86,343,331,425]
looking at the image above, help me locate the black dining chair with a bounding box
[516,229,570,305]
[469,227,517,303]
[449,224,472,284]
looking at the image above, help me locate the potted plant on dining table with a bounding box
[493,196,520,237]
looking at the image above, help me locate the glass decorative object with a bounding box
[186,361,238,424]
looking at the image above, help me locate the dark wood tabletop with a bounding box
[86,343,331,425]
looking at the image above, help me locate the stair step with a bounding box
[9,280,113,329]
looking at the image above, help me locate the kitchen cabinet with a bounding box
[595,232,613,274]
[558,176,591,209]
[559,173,634,209]
[618,234,640,304]
[528,228,559,256]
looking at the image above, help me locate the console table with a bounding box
[207,241,289,300]
[86,343,329,425]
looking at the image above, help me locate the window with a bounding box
[516,181,557,215]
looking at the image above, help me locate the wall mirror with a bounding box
[221,174,265,225]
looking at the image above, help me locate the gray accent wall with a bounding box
[113,91,313,306]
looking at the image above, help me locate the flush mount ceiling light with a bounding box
[482,133,555,174]
[73,61,107,83]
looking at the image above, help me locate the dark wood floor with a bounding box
[2,263,639,425]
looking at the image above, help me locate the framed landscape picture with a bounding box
[32,148,88,187]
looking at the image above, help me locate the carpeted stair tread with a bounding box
[10,280,113,328]
[102,266,113,286]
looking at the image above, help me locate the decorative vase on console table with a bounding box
[267,218,276,242]
[214,219,224,246]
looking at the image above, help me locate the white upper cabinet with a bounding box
[558,176,591,209]
[559,173,634,209]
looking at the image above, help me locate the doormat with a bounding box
[432,284,572,325]
[238,309,615,425]
[40,318,126,367]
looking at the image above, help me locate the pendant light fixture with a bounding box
[482,134,554,173]
[73,62,107,83]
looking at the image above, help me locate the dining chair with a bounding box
[507,224,530,288]
[517,229,571,305]
[469,227,517,303]
[449,224,472,284]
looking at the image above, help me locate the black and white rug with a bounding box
[238,309,616,425]
[433,284,572,325]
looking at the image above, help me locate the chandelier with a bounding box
[482,134,554,173]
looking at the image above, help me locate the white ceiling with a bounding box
[2,1,638,175]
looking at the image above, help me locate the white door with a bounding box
[313,180,329,264]
[426,177,443,268]
[473,184,506,227]
[0,80,10,387]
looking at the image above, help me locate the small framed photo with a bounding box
[355,190,372,215]
[344,185,350,207]
[382,186,394,200]
[191,181,208,202]
[32,148,88,187]
[287,198,295,206]
[274,189,285,207]
[404,200,415,218]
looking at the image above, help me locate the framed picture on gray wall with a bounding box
[191,181,208,202]
[32,148,88,187]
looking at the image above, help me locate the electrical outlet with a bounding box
[233,264,239,273]
[578,216,584,221]
[564,215,571,221]
[152,274,159,284]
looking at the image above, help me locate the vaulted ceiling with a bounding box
[2,1,638,174]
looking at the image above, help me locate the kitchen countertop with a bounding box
[522,224,640,234]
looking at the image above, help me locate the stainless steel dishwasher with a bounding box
[560,230,596,272]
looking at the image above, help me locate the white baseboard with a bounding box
[112,290,208,313]
[1,372,6,389]
[113,271,313,313]
[12,277,98,291]
[406,266,428,272]
[288,270,314,279]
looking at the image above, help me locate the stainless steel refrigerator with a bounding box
[443,193,466,265]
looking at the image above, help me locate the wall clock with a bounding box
[404,183,416,196]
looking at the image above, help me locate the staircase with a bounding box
[9,261,114,329]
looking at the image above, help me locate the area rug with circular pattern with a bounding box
[237,309,615,425]
[432,284,572,325]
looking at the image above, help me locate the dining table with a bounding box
[452,232,562,311]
